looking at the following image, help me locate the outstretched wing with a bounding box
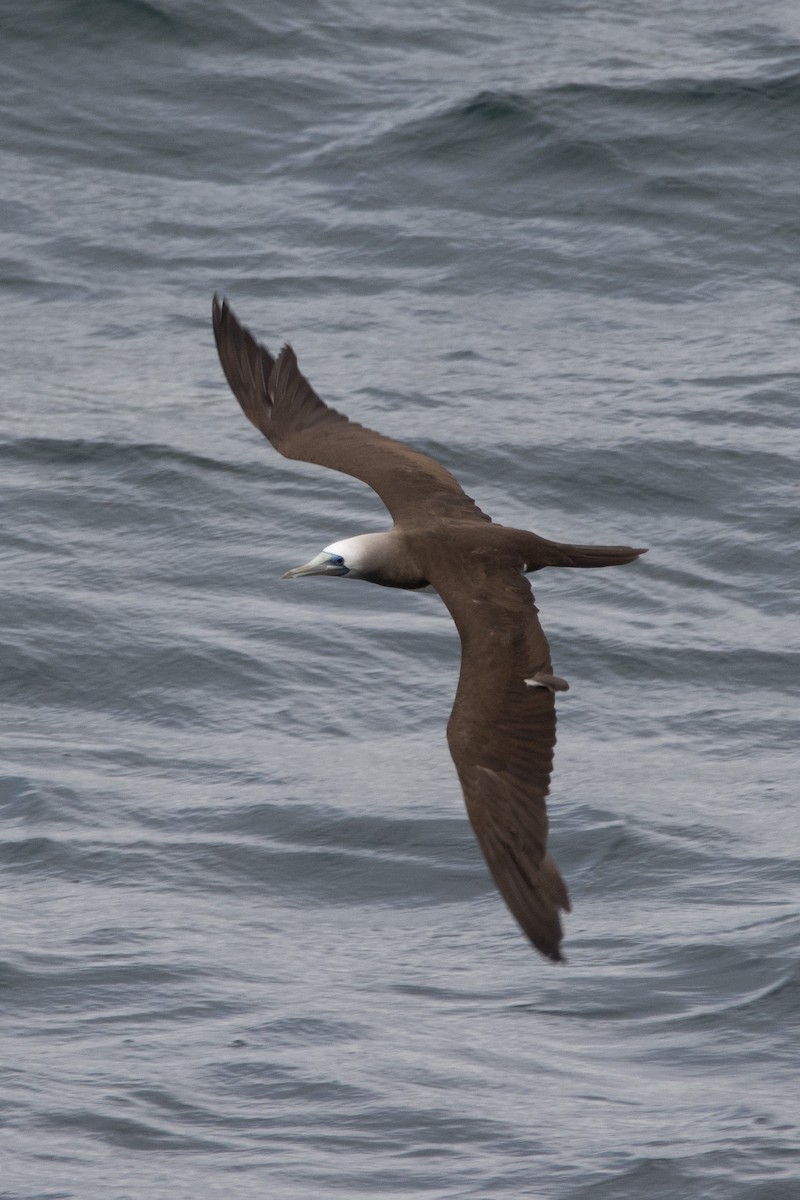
[422,542,571,961]
[212,296,490,527]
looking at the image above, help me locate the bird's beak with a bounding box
[281,551,348,579]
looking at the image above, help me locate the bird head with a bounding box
[281,536,371,580]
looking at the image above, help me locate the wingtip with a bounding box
[536,928,568,964]
[272,342,297,385]
[212,292,228,329]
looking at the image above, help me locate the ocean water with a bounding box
[2,1,799,1197]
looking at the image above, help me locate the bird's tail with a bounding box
[548,541,648,569]
[505,527,648,571]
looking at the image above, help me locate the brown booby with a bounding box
[212,296,646,963]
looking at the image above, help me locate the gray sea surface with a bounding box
[2,1,799,1197]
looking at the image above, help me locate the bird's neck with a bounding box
[329,531,430,590]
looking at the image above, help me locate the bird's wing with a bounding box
[421,542,571,961]
[212,297,491,527]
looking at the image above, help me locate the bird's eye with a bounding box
[330,554,344,565]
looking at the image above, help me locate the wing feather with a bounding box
[212,297,490,526]
[423,548,571,962]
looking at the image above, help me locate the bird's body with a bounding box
[213,297,646,963]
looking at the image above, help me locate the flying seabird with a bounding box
[212,296,646,963]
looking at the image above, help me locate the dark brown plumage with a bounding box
[212,296,646,962]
